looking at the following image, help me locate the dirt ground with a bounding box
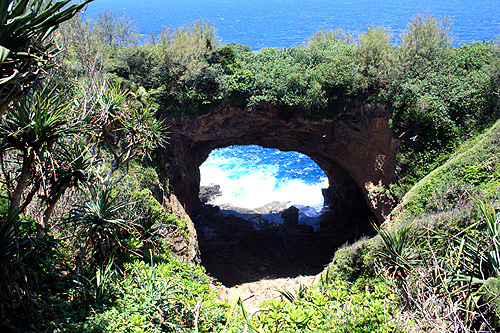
[213,274,320,313]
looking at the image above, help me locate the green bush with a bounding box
[67,259,228,332]
[398,119,500,221]
[325,239,379,281]
[245,279,403,333]
[482,277,500,328]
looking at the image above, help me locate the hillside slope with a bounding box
[391,119,500,223]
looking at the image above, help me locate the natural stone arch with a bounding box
[158,100,400,223]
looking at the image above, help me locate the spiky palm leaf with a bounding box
[0,0,93,114]
[454,196,500,281]
[0,81,86,216]
[66,187,135,265]
[0,82,83,154]
[45,139,93,200]
[374,221,418,280]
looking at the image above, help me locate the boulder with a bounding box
[199,184,222,203]
[281,206,299,227]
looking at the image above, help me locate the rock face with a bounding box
[199,184,222,203]
[149,182,201,265]
[158,100,399,223]
[281,206,299,227]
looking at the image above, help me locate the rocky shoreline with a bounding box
[199,184,323,227]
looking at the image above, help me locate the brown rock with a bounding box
[157,100,399,224]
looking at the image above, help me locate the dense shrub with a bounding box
[67,260,228,333]
[226,279,405,332]
[324,238,382,282]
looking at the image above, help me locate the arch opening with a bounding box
[200,145,327,222]
[192,145,377,287]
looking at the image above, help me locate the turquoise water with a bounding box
[82,0,499,210]
[199,145,328,211]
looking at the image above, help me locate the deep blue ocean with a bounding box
[84,0,499,49]
[84,0,499,212]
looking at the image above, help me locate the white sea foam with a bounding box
[200,154,328,212]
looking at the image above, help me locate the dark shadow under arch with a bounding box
[191,145,376,287]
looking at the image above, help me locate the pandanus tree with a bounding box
[0,0,93,116]
[64,85,167,267]
[0,0,92,311]
[66,186,132,266]
[0,82,84,219]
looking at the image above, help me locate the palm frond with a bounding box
[66,186,135,265]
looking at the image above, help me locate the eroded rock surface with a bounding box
[158,101,399,223]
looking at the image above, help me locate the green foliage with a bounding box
[306,28,354,45]
[0,81,78,152]
[93,10,138,47]
[0,78,86,223]
[459,196,500,280]
[0,212,60,316]
[0,213,26,312]
[375,221,418,281]
[127,188,188,257]
[399,15,452,70]
[66,186,134,266]
[238,39,358,115]
[242,280,402,333]
[482,277,500,326]
[0,0,92,112]
[398,119,500,220]
[73,260,119,305]
[68,259,228,333]
[80,83,166,187]
[389,36,497,190]
[375,193,500,329]
[0,0,92,56]
[354,25,393,90]
[1,82,84,153]
[325,239,379,281]
[459,165,491,185]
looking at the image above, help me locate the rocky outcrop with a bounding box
[281,206,299,227]
[158,100,399,223]
[150,181,201,265]
[199,184,223,204]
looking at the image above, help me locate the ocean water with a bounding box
[199,145,328,212]
[82,0,499,211]
[83,0,500,49]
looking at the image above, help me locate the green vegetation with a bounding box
[1,2,500,332]
[0,0,93,115]
[329,122,500,331]
[221,279,403,332]
[55,12,500,194]
[398,119,500,220]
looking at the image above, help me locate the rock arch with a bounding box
[158,101,399,223]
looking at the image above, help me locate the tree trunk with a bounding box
[8,150,34,217]
[38,187,66,239]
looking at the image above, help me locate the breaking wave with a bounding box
[200,145,328,213]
